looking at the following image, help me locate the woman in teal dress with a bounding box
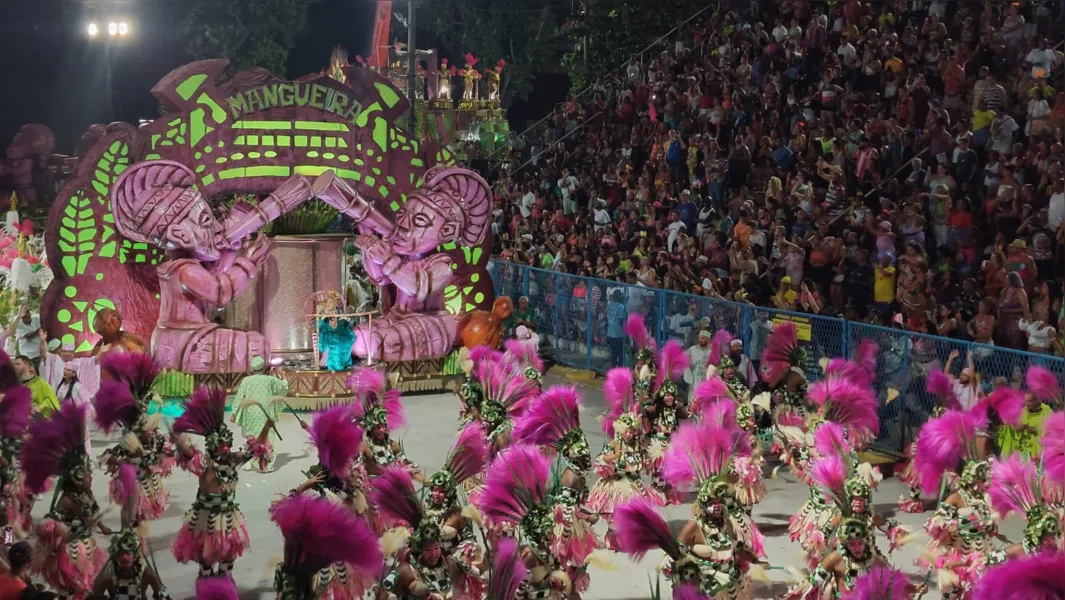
[318,316,356,372]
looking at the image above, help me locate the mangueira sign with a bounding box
[225,82,364,125]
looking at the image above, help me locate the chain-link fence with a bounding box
[489,261,1065,452]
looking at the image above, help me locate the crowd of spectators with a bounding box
[489,0,1065,358]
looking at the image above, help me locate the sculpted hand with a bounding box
[242,233,272,266]
[356,235,394,265]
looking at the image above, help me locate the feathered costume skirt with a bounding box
[788,498,837,569]
[173,491,250,565]
[587,473,664,516]
[733,455,766,507]
[551,502,601,567]
[109,469,168,522]
[315,562,375,600]
[34,519,107,599]
[3,473,32,537]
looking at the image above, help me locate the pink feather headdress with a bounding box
[759,322,801,386]
[0,351,20,392]
[172,386,227,437]
[673,585,711,600]
[270,494,383,575]
[654,340,689,389]
[1026,366,1063,405]
[988,454,1042,519]
[971,551,1065,600]
[0,385,32,438]
[310,405,364,480]
[926,370,962,411]
[513,386,581,449]
[813,421,853,459]
[478,357,540,419]
[697,397,737,429]
[469,345,504,373]
[660,419,751,492]
[809,453,850,509]
[504,338,544,374]
[489,537,527,600]
[602,367,635,437]
[691,376,730,416]
[1042,412,1065,490]
[913,409,982,496]
[368,465,423,528]
[853,339,878,380]
[808,378,879,450]
[972,387,1026,426]
[707,329,734,368]
[476,443,550,527]
[841,566,911,600]
[115,462,139,512]
[195,575,240,600]
[348,367,405,430]
[612,498,681,561]
[21,401,89,494]
[442,421,490,484]
[101,351,160,398]
[93,380,140,433]
[624,313,656,353]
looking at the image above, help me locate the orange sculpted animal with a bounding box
[457,297,513,350]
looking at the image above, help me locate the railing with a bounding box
[488,261,1065,452]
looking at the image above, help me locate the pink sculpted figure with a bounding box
[313,167,491,362]
[111,161,378,373]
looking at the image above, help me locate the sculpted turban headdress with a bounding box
[111,160,202,245]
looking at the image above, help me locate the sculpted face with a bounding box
[164,198,223,261]
[392,196,458,255]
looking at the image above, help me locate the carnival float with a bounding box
[21,53,506,407]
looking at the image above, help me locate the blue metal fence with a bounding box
[489,261,1065,452]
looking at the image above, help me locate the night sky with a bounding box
[0,0,379,152]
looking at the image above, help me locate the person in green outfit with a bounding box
[231,356,289,472]
[998,391,1054,459]
[13,354,58,416]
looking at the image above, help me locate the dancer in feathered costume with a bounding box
[506,337,545,391]
[455,346,494,428]
[270,494,383,600]
[897,370,963,514]
[94,352,176,525]
[589,367,663,549]
[626,314,658,405]
[513,386,602,590]
[477,443,580,600]
[289,404,378,599]
[970,550,1065,600]
[693,377,766,508]
[706,331,750,404]
[988,454,1063,556]
[1042,411,1065,528]
[422,421,491,598]
[759,322,808,428]
[349,367,422,481]
[613,493,760,600]
[171,386,272,578]
[372,466,481,599]
[91,526,171,599]
[0,380,32,538]
[472,351,539,454]
[23,401,109,599]
[914,408,1014,599]
[645,341,690,505]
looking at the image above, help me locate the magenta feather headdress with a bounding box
[988,454,1041,519]
[1042,412,1065,490]
[195,575,240,600]
[348,367,405,429]
[0,386,32,438]
[443,421,490,484]
[1026,366,1063,404]
[93,380,140,433]
[697,397,737,429]
[913,409,981,496]
[808,378,879,449]
[625,313,656,353]
[926,370,962,411]
[172,387,226,437]
[841,566,911,600]
[691,376,730,416]
[489,537,527,600]
[368,465,423,527]
[971,551,1065,600]
[310,405,363,479]
[809,453,849,508]
[612,498,681,560]
[270,494,383,575]
[602,367,635,436]
[853,339,878,379]
[479,358,539,418]
[973,387,1026,426]
[504,338,544,374]
[115,462,139,511]
[813,421,853,459]
[673,584,710,600]
[469,345,504,379]
[477,443,550,527]
[759,322,800,386]
[655,340,689,389]
[707,329,734,367]
[0,352,20,392]
[824,359,873,388]
[661,419,750,491]
[513,386,581,448]
[101,351,160,398]
[21,401,89,494]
